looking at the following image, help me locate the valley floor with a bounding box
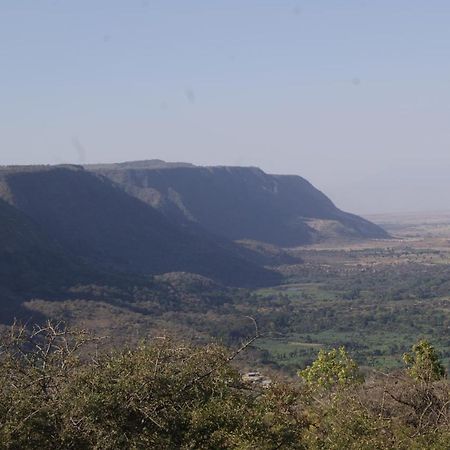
[255,211,450,373]
[18,211,450,376]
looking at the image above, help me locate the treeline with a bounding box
[21,271,450,371]
[0,323,449,449]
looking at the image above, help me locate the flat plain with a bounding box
[254,211,450,373]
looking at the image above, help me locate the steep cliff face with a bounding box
[0,165,279,287]
[90,162,388,247]
[0,160,386,299]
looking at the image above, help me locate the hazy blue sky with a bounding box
[1,1,450,214]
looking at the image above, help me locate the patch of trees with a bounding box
[0,323,449,449]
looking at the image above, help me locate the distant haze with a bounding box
[2,1,450,214]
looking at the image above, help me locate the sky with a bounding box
[1,1,450,214]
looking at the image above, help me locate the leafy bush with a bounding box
[403,339,446,383]
[298,347,363,390]
[0,322,307,449]
[1,323,449,449]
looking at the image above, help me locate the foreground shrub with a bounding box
[0,322,308,449]
[403,339,446,383]
[0,323,449,449]
[298,347,363,391]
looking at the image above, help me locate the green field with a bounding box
[250,218,450,374]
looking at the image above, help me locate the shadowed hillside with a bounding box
[0,197,81,291]
[0,197,87,321]
[89,161,388,246]
[0,165,279,287]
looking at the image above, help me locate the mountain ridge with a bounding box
[0,160,388,323]
[0,165,279,288]
[88,160,387,246]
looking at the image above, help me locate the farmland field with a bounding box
[252,211,450,373]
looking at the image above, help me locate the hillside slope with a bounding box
[0,197,89,321]
[0,165,279,287]
[89,161,388,246]
[0,197,79,293]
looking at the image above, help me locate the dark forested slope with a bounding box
[0,197,79,293]
[0,165,278,287]
[0,196,89,321]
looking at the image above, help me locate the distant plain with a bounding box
[253,211,450,373]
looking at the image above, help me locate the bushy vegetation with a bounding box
[0,322,449,449]
[0,322,307,449]
[19,257,450,373]
[253,256,450,370]
[403,339,447,383]
[299,347,363,389]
